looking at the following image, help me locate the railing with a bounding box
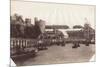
[10,38,37,49]
[10,37,95,49]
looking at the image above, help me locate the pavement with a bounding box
[13,43,95,66]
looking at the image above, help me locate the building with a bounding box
[34,17,45,34]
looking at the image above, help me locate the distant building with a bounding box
[45,25,69,29]
[83,26,95,40]
[66,29,84,39]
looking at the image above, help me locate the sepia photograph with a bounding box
[10,0,95,66]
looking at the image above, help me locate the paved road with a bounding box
[14,43,95,66]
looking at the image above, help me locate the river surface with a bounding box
[13,43,95,66]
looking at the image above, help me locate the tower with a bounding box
[34,17,45,34]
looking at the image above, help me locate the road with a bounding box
[13,43,95,66]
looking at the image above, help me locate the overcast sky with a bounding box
[11,0,95,29]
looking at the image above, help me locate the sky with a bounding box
[11,0,95,29]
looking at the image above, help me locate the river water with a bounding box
[13,43,95,66]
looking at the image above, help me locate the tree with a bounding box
[10,14,25,38]
[73,25,83,29]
